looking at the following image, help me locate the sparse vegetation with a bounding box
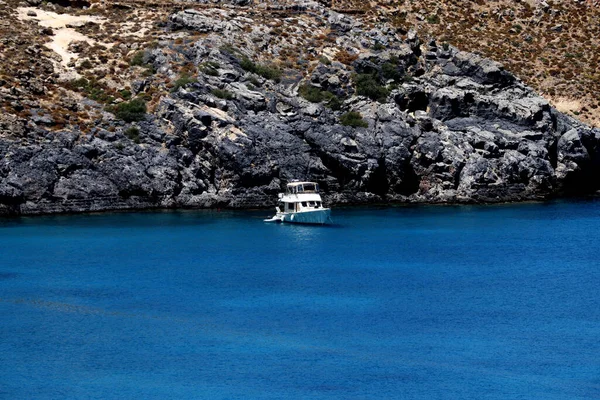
[79,59,93,70]
[67,78,114,104]
[220,43,239,55]
[373,42,386,51]
[199,61,220,76]
[426,14,440,24]
[298,84,342,110]
[211,89,234,100]
[120,89,132,100]
[249,77,261,87]
[328,96,342,111]
[319,56,332,65]
[385,0,600,125]
[130,51,145,66]
[335,50,358,66]
[171,74,196,92]
[240,56,282,83]
[129,50,155,76]
[124,126,140,143]
[3,0,600,130]
[340,111,368,128]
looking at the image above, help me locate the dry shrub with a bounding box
[335,50,358,65]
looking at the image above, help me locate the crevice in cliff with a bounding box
[311,150,352,191]
[47,0,90,8]
[396,162,420,196]
[366,158,388,196]
[548,139,558,169]
[118,188,151,198]
[453,162,466,191]
[172,170,184,198]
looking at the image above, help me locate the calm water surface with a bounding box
[1,201,600,399]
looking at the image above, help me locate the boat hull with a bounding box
[281,208,331,225]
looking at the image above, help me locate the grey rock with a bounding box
[2,14,600,216]
[170,10,227,32]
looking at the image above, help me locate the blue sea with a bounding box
[1,201,600,399]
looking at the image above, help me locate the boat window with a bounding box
[301,202,307,207]
[316,202,321,208]
[297,185,304,193]
[315,184,320,193]
[287,203,295,211]
[303,184,315,192]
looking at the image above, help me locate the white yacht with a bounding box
[264,181,332,225]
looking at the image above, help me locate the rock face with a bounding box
[1,9,600,215]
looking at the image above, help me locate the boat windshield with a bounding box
[303,183,317,193]
[286,183,319,194]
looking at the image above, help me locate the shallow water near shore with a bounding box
[1,201,600,399]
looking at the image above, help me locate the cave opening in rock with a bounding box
[366,158,389,196]
[395,90,429,113]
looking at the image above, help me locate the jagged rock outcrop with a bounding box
[1,7,599,215]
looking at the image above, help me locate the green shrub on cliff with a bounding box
[240,56,282,83]
[67,77,114,104]
[211,89,234,100]
[427,14,440,24]
[340,111,368,128]
[171,73,196,92]
[199,61,220,76]
[298,84,342,110]
[299,84,326,103]
[355,74,389,102]
[130,51,145,66]
[382,62,402,81]
[124,126,140,143]
[114,99,147,122]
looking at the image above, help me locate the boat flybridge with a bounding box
[264,181,332,225]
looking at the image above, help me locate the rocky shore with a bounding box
[1,2,600,215]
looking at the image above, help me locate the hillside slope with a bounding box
[377,0,600,126]
[0,0,600,215]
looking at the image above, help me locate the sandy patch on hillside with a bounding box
[17,7,106,67]
[551,98,582,114]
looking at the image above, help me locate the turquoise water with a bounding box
[1,201,600,399]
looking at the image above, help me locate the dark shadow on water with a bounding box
[0,209,227,230]
[0,272,19,280]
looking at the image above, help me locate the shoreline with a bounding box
[2,194,598,219]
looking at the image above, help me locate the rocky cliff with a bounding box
[1,2,599,215]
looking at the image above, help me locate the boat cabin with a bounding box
[286,182,320,194]
[278,200,324,213]
[276,181,325,214]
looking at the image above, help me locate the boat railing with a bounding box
[285,189,319,195]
